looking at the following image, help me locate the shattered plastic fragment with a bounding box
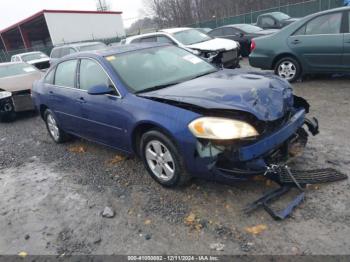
[245,224,267,235]
[106,155,126,166]
[68,145,87,153]
[18,251,28,258]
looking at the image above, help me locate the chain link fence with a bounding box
[0,36,121,63]
[188,0,344,28]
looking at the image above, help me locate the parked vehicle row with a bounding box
[208,24,278,57]
[123,28,240,69]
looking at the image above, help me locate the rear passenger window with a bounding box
[209,28,223,37]
[54,60,77,88]
[305,13,342,35]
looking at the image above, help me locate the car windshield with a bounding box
[236,24,263,33]
[173,29,212,45]
[78,43,107,52]
[273,12,291,20]
[21,52,48,62]
[0,63,37,78]
[107,46,217,93]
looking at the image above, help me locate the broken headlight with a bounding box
[188,117,259,140]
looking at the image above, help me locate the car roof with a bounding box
[220,23,258,28]
[126,32,162,42]
[63,43,169,59]
[53,41,104,49]
[160,27,192,34]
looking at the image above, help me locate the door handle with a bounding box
[292,39,301,45]
[49,91,54,95]
[76,97,86,104]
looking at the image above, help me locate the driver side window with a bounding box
[79,59,118,95]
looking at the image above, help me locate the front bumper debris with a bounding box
[238,109,305,162]
[244,165,348,220]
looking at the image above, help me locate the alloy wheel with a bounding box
[145,140,175,182]
[47,114,60,141]
[278,61,297,81]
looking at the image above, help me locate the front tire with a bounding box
[140,130,191,187]
[274,57,301,83]
[44,109,69,143]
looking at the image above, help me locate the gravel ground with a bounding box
[0,60,349,255]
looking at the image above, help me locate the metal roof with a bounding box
[0,9,123,34]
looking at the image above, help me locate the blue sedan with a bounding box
[32,43,318,187]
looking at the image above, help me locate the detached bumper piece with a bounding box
[244,165,348,220]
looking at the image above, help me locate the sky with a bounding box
[0,0,146,29]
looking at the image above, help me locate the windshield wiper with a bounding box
[135,82,181,94]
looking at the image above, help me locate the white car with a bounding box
[124,28,240,69]
[11,51,50,70]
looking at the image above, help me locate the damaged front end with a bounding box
[192,97,319,183]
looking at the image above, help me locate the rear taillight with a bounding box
[250,39,256,52]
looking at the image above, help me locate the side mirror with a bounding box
[239,33,244,38]
[87,84,114,95]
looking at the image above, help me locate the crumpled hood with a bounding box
[140,70,294,121]
[187,38,238,51]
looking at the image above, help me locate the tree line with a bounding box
[144,0,305,28]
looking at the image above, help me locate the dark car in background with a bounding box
[32,43,317,187]
[255,12,299,29]
[49,42,107,65]
[208,24,278,56]
[249,7,350,82]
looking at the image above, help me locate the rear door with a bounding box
[77,58,128,150]
[48,59,82,133]
[288,11,344,72]
[343,11,350,68]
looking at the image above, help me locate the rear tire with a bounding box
[140,130,191,187]
[44,109,70,143]
[274,57,301,83]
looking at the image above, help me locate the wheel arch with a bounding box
[131,121,180,157]
[272,53,302,72]
[39,104,49,119]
